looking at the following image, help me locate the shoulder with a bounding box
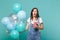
[27,17,30,23]
[38,17,43,23]
[39,17,42,20]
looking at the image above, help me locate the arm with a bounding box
[36,23,44,30]
[19,18,30,33]
[36,17,44,30]
[39,23,44,30]
[39,18,44,30]
[26,22,29,30]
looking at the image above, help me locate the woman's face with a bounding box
[32,9,37,17]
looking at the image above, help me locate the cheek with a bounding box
[34,11,37,14]
[33,13,35,16]
[32,12,34,15]
[35,11,37,14]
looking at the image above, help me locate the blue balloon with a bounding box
[10,30,19,39]
[16,21,26,32]
[7,23,15,31]
[13,3,22,13]
[17,11,26,20]
[1,17,10,25]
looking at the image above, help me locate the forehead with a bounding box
[33,9,37,12]
[33,9,37,11]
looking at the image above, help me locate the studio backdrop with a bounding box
[0,0,60,40]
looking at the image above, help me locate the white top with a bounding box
[27,17,43,24]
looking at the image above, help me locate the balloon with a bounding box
[7,23,15,31]
[13,20,19,25]
[9,14,19,25]
[13,3,22,13]
[1,17,10,25]
[10,14,17,20]
[16,21,26,32]
[17,10,26,20]
[10,30,19,39]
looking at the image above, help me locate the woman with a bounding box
[25,8,44,40]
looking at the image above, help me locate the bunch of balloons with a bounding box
[1,3,26,39]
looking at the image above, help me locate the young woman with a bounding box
[25,8,44,40]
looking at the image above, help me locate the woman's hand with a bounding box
[38,23,44,30]
[34,23,44,30]
[34,23,39,31]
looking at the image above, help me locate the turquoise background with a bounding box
[0,0,60,40]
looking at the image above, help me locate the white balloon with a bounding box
[7,23,15,31]
[1,17,10,25]
[9,14,19,25]
[13,20,18,25]
[17,10,26,20]
[11,14,17,20]
[10,14,18,20]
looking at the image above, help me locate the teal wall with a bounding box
[0,0,60,40]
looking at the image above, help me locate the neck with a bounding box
[33,17,35,18]
[33,17,38,20]
[31,16,38,20]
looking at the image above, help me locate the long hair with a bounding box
[30,8,39,20]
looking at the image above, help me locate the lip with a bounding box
[34,14,36,15]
